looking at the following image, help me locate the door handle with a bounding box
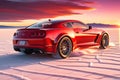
[75,31,79,33]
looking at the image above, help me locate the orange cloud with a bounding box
[0,0,94,22]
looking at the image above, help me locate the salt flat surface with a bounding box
[0,28,120,80]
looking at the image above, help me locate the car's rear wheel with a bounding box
[53,37,72,59]
[100,33,109,49]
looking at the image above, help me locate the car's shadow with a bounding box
[0,46,100,70]
[0,53,57,70]
[0,51,86,70]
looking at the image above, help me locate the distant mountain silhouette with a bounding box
[87,23,119,28]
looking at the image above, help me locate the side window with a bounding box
[72,22,88,29]
[64,22,72,28]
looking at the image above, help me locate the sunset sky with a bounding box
[0,0,120,26]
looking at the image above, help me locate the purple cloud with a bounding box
[0,0,94,22]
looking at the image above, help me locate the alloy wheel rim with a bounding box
[60,40,70,55]
[103,35,108,47]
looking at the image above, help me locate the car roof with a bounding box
[48,19,80,24]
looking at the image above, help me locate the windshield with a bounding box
[27,22,52,29]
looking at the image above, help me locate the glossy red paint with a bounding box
[13,20,108,56]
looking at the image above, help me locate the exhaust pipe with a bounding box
[20,48,25,53]
[34,50,44,54]
[39,50,44,54]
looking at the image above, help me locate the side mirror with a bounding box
[89,26,92,29]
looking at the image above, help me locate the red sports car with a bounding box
[13,20,109,58]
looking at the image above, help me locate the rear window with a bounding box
[64,22,73,28]
[27,22,53,29]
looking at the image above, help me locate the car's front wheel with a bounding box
[53,37,72,59]
[100,33,109,49]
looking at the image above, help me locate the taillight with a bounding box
[13,33,17,36]
[13,31,19,37]
[31,31,46,38]
[39,31,46,38]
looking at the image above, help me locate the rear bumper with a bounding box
[13,38,56,54]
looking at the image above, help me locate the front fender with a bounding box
[96,31,108,43]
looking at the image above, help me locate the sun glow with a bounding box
[117,24,120,26]
[0,19,39,26]
[0,18,54,26]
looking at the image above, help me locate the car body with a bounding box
[13,20,109,58]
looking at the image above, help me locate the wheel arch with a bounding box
[99,32,109,49]
[96,31,109,44]
[54,33,74,51]
[101,32,109,41]
[101,32,109,42]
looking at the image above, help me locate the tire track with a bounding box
[0,70,31,80]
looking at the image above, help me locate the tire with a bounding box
[53,37,72,59]
[100,33,109,49]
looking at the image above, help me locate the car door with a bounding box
[72,22,97,46]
